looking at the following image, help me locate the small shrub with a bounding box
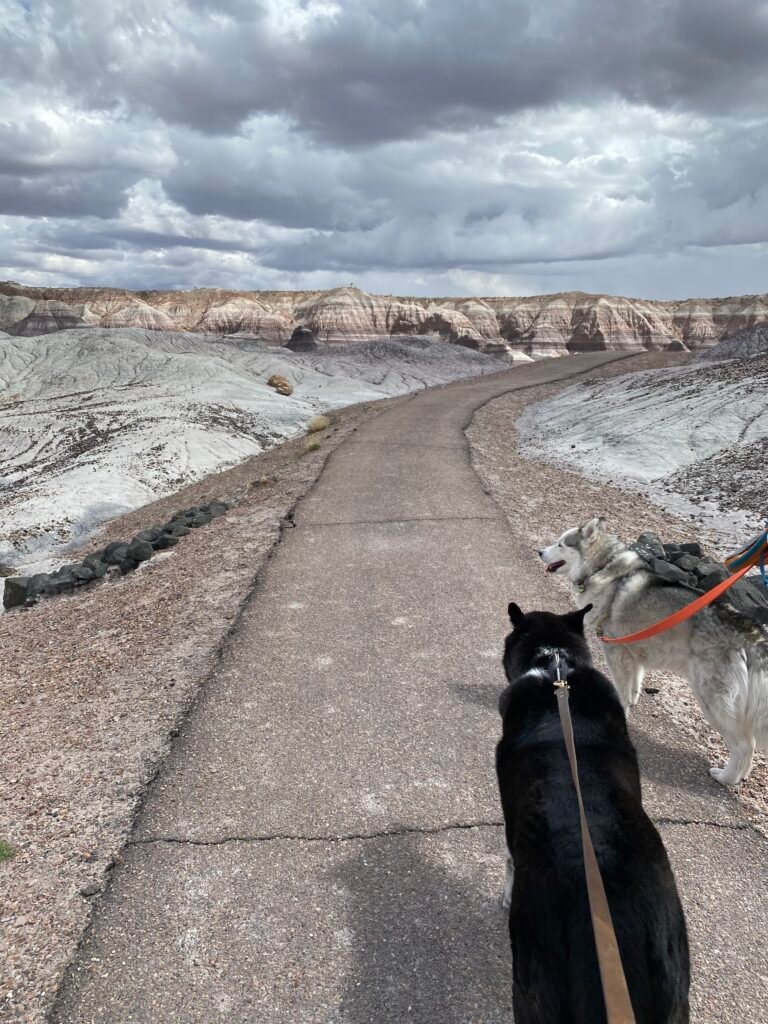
[307,414,331,434]
[0,840,16,863]
[303,439,321,455]
[248,475,274,492]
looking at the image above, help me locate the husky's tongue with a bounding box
[546,560,566,573]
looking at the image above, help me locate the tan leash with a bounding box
[553,654,637,1024]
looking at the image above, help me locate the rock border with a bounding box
[631,530,768,623]
[2,500,230,611]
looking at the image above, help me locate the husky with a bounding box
[497,602,690,1024]
[540,517,768,786]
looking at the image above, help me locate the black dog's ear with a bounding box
[561,603,593,633]
[508,602,525,626]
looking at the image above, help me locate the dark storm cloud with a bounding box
[0,169,138,218]
[2,0,767,145]
[1,0,768,298]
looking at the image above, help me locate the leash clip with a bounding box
[552,651,569,690]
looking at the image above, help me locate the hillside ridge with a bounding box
[2,282,768,355]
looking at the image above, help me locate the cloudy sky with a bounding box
[1,0,767,299]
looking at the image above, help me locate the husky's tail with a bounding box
[713,600,767,645]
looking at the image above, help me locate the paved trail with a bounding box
[54,354,767,1023]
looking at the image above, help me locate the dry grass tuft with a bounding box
[307,414,331,434]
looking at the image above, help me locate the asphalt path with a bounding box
[53,354,768,1023]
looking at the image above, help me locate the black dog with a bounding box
[496,603,690,1023]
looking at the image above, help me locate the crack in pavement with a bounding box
[129,819,506,849]
[128,814,756,851]
[653,815,754,832]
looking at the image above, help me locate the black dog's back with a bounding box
[497,605,690,1023]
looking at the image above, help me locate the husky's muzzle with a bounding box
[538,547,566,573]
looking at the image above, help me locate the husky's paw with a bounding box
[709,766,739,788]
[500,889,512,912]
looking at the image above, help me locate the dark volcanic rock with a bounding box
[104,542,129,564]
[135,529,162,545]
[3,576,29,609]
[678,542,703,557]
[127,540,153,562]
[187,511,213,528]
[205,500,228,518]
[116,558,139,575]
[51,568,76,593]
[71,565,96,583]
[162,521,190,538]
[670,552,699,572]
[104,544,130,566]
[28,573,57,599]
[153,533,179,550]
[635,527,768,626]
[648,558,689,583]
[636,532,665,559]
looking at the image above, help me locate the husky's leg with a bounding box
[709,734,755,787]
[501,847,514,911]
[746,647,768,752]
[690,657,755,786]
[628,662,646,706]
[603,645,644,710]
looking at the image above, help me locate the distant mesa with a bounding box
[2,282,768,357]
[286,325,318,352]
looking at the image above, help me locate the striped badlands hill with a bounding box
[2,282,768,355]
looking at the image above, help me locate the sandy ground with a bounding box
[0,395,406,1024]
[467,352,768,837]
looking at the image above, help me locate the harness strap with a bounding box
[600,561,752,645]
[553,660,637,1024]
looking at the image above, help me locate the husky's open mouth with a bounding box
[545,560,566,573]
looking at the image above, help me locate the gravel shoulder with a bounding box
[0,394,407,1024]
[467,352,768,835]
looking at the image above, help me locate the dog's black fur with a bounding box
[496,603,690,1024]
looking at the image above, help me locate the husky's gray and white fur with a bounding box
[540,517,768,786]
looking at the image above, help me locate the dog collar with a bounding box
[524,648,573,684]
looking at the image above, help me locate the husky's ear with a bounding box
[508,602,525,626]
[561,603,593,633]
[581,516,606,540]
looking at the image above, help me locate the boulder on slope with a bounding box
[267,373,293,396]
